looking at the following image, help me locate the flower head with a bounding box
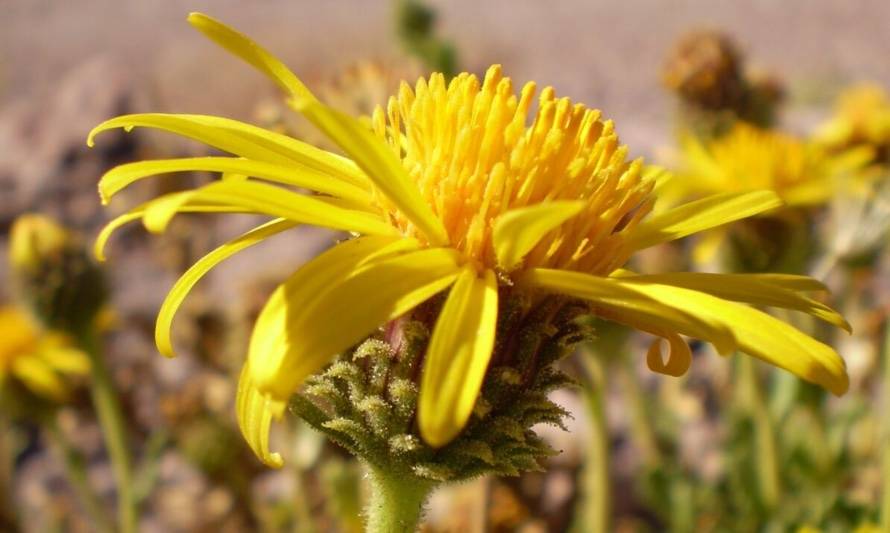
[0,306,89,402]
[662,30,745,112]
[815,83,890,164]
[674,123,872,207]
[91,13,850,467]
[9,214,108,331]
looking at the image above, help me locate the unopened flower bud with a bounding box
[9,214,107,332]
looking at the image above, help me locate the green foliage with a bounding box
[395,0,458,78]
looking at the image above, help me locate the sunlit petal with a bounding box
[493,201,585,271]
[156,219,297,358]
[248,240,460,401]
[419,268,498,447]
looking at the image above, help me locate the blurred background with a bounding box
[1,1,890,531]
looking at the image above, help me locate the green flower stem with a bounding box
[45,416,113,533]
[578,354,610,533]
[76,327,136,533]
[736,356,781,510]
[881,319,890,532]
[364,465,433,533]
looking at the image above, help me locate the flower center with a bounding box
[371,65,655,275]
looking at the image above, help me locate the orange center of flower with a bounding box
[371,65,655,275]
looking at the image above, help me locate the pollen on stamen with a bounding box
[372,65,655,274]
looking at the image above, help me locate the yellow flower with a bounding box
[91,13,850,467]
[675,122,871,207]
[815,82,890,160]
[9,214,71,273]
[0,307,89,402]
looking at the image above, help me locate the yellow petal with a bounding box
[612,269,830,293]
[615,272,851,332]
[38,341,91,375]
[534,269,848,395]
[236,361,285,468]
[493,201,585,271]
[88,113,367,187]
[294,98,450,246]
[156,219,297,358]
[624,190,783,250]
[524,268,737,355]
[99,157,371,205]
[419,268,498,447]
[94,204,247,262]
[184,12,446,244]
[249,244,461,400]
[660,292,848,395]
[139,180,396,236]
[187,12,316,103]
[645,332,692,378]
[744,273,829,292]
[95,210,144,262]
[11,355,67,401]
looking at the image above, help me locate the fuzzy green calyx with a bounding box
[289,292,591,484]
[9,214,107,332]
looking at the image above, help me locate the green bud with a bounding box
[8,214,107,332]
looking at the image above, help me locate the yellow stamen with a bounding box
[372,65,654,274]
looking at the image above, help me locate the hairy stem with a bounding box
[77,327,136,533]
[577,354,610,533]
[364,465,433,533]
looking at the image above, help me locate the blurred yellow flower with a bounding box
[9,214,71,273]
[675,123,871,207]
[91,13,850,467]
[0,307,89,402]
[815,82,890,161]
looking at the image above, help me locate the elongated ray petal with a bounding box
[624,190,783,250]
[419,268,498,447]
[611,269,829,292]
[614,272,850,332]
[236,361,285,468]
[38,340,90,375]
[528,269,848,395]
[185,11,447,245]
[493,201,585,271]
[156,219,298,358]
[11,356,67,402]
[295,99,450,246]
[187,12,316,103]
[524,268,737,354]
[745,273,830,292]
[94,204,251,261]
[99,157,371,205]
[139,180,396,236]
[249,246,461,400]
[88,113,367,186]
